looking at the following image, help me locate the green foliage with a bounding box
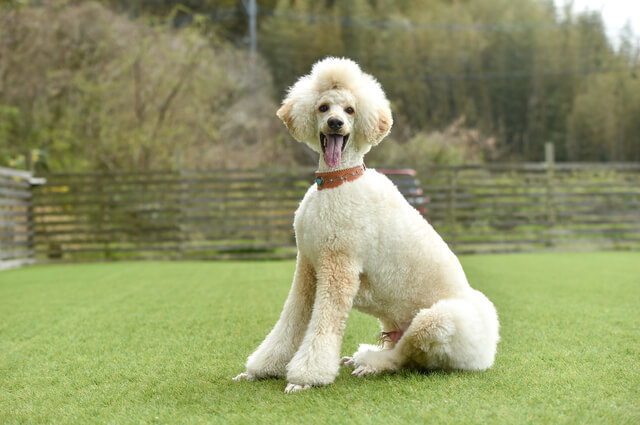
[1,253,639,424]
[567,71,640,161]
[0,1,295,171]
[0,105,18,165]
[368,118,497,167]
[1,0,639,169]
[258,0,640,162]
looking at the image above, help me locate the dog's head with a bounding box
[277,57,392,168]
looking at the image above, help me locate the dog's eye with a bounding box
[318,104,329,113]
[345,107,355,115]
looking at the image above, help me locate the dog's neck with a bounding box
[317,148,365,172]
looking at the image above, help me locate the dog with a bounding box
[233,57,499,393]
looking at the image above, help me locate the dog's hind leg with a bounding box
[340,319,404,371]
[233,254,316,381]
[345,308,449,377]
[346,343,405,377]
[348,294,499,376]
[398,295,499,371]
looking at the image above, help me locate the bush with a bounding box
[367,117,497,167]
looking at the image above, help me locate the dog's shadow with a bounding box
[337,366,467,383]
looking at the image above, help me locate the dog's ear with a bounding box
[353,102,393,148]
[276,73,320,149]
[352,73,393,147]
[364,105,393,146]
[276,95,318,151]
[276,101,295,133]
[373,106,392,145]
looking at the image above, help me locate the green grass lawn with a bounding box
[1,252,639,425]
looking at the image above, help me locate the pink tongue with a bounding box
[324,134,343,168]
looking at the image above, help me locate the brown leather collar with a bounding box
[315,164,366,191]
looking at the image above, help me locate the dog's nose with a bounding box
[327,117,344,131]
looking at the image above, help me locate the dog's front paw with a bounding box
[340,356,355,367]
[352,365,378,378]
[245,351,288,379]
[284,383,312,393]
[286,349,339,388]
[232,372,255,382]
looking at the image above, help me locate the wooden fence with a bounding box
[0,167,36,269]
[17,162,640,262]
[414,163,640,254]
[31,169,311,261]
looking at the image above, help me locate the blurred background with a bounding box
[1,0,639,172]
[2,0,640,264]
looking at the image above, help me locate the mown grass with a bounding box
[0,252,638,424]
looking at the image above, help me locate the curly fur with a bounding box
[276,57,392,164]
[233,57,499,393]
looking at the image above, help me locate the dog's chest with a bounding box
[293,185,372,261]
[352,273,414,323]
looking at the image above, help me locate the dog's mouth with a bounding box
[320,133,349,168]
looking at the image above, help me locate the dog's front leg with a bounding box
[284,253,359,393]
[233,254,316,381]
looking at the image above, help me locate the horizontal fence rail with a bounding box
[0,166,36,269]
[414,163,640,254]
[31,168,313,261]
[24,163,640,262]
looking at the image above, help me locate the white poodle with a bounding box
[233,57,499,393]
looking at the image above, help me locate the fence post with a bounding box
[99,177,109,260]
[28,175,46,264]
[175,150,186,260]
[447,168,457,251]
[0,167,41,269]
[24,153,34,260]
[545,143,556,247]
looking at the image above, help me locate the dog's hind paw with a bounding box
[285,383,312,393]
[352,365,378,378]
[340,356,355,367]
[232,372,255,382]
